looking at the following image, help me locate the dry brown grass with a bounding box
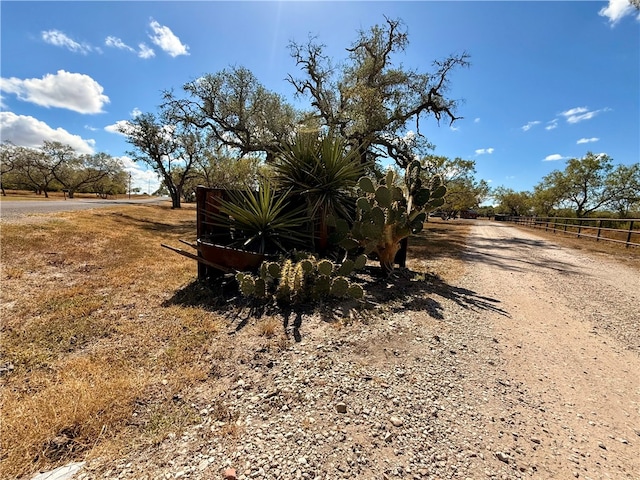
[0,206,472,478]
[5,212,634,478]
[406,218,471,282]
[0,203,224,478]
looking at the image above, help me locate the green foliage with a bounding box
[168,66,298,162]
[272,132,364,251]
[535,152,640,218]
[235,254,367,304]
[288,17,470,169]
[493,187,532,216]
[338,163,447,274]
[0,141,126,199]
[211,180,309,254]
[418,154,488,218]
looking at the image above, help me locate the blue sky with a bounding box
[1,1,638,194]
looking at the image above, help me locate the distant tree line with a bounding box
[491,152,640,219]
[0,141,127,198]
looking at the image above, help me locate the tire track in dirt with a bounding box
[461,221,639,479]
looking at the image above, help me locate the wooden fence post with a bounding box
[627,221,635,248]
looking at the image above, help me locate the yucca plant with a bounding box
[273,132,364,252]
[211,180,309,254]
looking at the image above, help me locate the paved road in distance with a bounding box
[0,197,167,220]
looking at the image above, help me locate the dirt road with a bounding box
[459,221,639,479]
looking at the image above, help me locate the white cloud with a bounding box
[148,20,189,57]
[402,130,416,142]
[42,29,94,54]
[104,120,133,136]
[474,118,480,123]
[562,107,588,117]
[543,154,567,162]
[475,148,494,155]
[0,70,109,114]
[599,0,637,25]
[117,155,161,193]
[450,125,460,132]
[106,36,156,59]
[561,106,610,124]
[105,36,135,52]
[105,107,146,136]
[138,43,155,59]
[577,137,600,144]
[0,112,95,154]
[545,119,558,131]
[521,120,541,132]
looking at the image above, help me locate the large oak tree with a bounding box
[287,17,470,169]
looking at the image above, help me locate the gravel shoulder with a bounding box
[65,221,639,480]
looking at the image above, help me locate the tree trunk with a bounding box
[375,241,401,276]
[171,191,181,208]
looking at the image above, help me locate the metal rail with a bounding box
[503,216,640,248]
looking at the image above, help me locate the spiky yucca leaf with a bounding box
[212,181,309,254]
[273,133,363,222]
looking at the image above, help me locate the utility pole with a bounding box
[128,173,131,199]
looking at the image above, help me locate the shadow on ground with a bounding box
[163,265,510,341]
[462,233,583,275]
[106,211,195,236]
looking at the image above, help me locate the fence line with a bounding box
[502,216,640,248]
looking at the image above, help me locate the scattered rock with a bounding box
[390,416,403,427]
[495,451,511,463]
[31,463,85,480]
[335,402,347,414]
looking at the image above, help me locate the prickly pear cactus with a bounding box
[341,166,446,275]
[235,254,367,304]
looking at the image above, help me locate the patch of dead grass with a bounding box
[0,204,207,478]
[1,356,143,473]
[407,218,471,282]
[256,316,280,338]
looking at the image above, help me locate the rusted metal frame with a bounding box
[160,243,233,273]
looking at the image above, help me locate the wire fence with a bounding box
[501,216,640,248]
